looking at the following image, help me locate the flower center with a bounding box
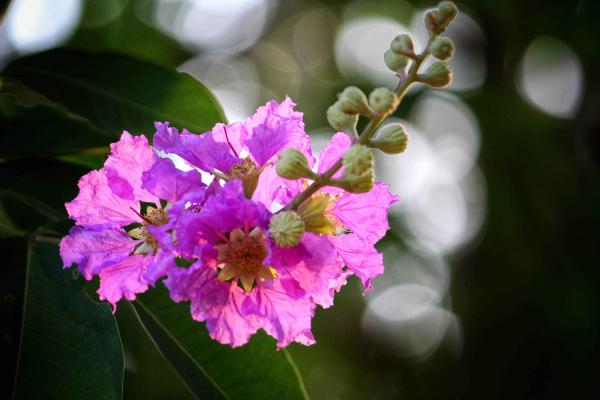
[129,206,170,255]
[216,227,277,292]
[228,157,257,179]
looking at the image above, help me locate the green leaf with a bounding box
[3,48,226,135]
[0,94,113,157]
[133,284,310,400]
[12,241,124,400]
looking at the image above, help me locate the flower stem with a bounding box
[282,34,434,212]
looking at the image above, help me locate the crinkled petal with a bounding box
[317,132,352,177]
[245,278,316,348]
[330,182,399,243]
[165,264,262,347]
[104,131,158,202]
[60,225,135,280]
[332,233,383,291]
[271,233,342,308]
[143,250,176,286]
[192,180,270,243]
[153,121,240,173]
[98,255,149,311]
[65,169,141,227]
[142,157,205,202]
[244,97,314,166]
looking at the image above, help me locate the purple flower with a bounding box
[153,97,313,206]
[60,132,205,310]
[165,180,341,347]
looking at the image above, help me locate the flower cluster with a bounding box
[60,0,459,348]
[60,98,397,347]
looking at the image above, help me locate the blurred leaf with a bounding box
[0,94,113,157]
[12,241,123,400]
[3,49,225,135]
[133,284,309,400]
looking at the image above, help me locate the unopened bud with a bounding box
[384,49,409,72]
[276,149,313,180]
[369,87,399,115]
[338,86,372,115]
[327,102,358,133]
[269,211,305,248]
[343,144,374,176]
[370,123,409,154]
[424,1,458,34]
[419,61,452,88]
[430,37,454,60]
[390,34,414,56]
[334,171,375,194]
[438,1,458,21]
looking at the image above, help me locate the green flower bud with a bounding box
[438,1,458,21]
[419,61,452,88]
[343,144,374,177]
[384,49,409,72]
[269,211,305,248]
[369,87,399,115]
[327,102,358,133]
[370,123,409,154]
[334,171,375,194]
[430,37,455,60]
[276,148,313,180]
[390,34,414,56]
[338,86,372,115]
[424,1,458,34]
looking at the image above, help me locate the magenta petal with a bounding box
[154,121,240,174]
[271,233,342,308]
[332,234,384,291]
[249,279,316,348]
[65,169,141,227]
[191,180,270,243]
[60,226,134,280]
[142,157,205,202]
[331,182,399,244]
[104,131,158,202]
[143,251,176,286]
[317,132,352,177]
[245,97,314,166]
[165,264,262,347]
[97,255,149,311]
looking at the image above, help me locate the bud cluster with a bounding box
[273,1,458,245]
[385,33,415,75]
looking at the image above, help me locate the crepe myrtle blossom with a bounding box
[164,180,343,347]
[60,132,205,310]
[153,97,312,206]
[276,132,399,291]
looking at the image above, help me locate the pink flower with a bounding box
[60,132,204,310]
[164,180,341,347]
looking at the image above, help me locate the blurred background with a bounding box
[1,0,599,398]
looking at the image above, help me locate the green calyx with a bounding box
[276,148,315,180]
[327,102,359,134]
[368,87,399,115]
[419,61,452,88]
[269,211,305,248]
[369,123,409,154]
[338,86,373,116]
[343,144,374,177]
[430,37,455,60]
[332,170,375,194]
[424,1,458,34]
